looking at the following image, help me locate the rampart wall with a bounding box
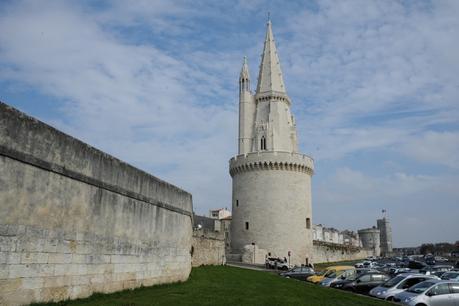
[312,240,371,264]
[0,102,193,305]
[191,229,225,267]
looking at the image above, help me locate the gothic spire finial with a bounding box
[240,56,250,80]
[256,19,286,95]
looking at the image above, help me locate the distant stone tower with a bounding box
[377,216,393,257]
[229,20,314,265]
[358,227,381,257]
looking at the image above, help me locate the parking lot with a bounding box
[274,255,459,305]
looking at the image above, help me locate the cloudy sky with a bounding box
[1,0,458,247]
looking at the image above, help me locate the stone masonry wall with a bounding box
[0,102,193,305]
[312,241,371,264]
[191,229,225,267]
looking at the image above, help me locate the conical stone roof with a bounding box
[256,20,286,95]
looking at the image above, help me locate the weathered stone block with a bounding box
[7,252,21,264]
[43,276,72,288]
[0,278,22,292]
[21,252,49,264]
[22,277,44,290]
[0,264,8,278]
[48,253,72,264]
[0,236,17,252]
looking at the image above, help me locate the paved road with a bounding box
[226,261,279,273]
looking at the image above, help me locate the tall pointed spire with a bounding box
[256,20,286,95]
[239,56,251,93]
[240,56,250,80]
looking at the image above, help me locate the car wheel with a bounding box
[415,304,427,306]
[386,296,393,301]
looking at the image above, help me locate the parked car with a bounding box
[276,260,291,271]
[265,257,290,270]
[319,268,355,287]
[356,268,379,275]
[440,271,459,281]
[342,272,391,294]
[390,267,416,275]
[393,280,459,306]
[306,265,354,284]
[363,261,375,268]
[425,256,436,266]
[330,273,357,289]
[279,266,315,281]
[420,265,453,277]
[266,257,276,269]
[408,260,427,269]
[369,273,439,301]
[330,270,377,289]
[434,256,449,263]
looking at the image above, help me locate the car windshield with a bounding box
[291,267,302,272]
[323,270,336,277]
[327,272,337,278]
[442,272,458,279]
[345,274,358,281]
[382,275,405,288]
[407,281,436,293]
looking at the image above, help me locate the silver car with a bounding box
[319,268,355,287]
[369,273,439,301]
[442,271,459,281]
[393,279,459,306]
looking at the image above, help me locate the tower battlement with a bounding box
[229,151,314,177]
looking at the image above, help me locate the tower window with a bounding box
[260,136,266,150]
[306,218,311,229]
[236,200,239,207]
[245,222,249,230]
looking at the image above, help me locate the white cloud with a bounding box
[401,131,459,169]
[0,0,237,213]
[315,167,459,246]
[279,0,459,161]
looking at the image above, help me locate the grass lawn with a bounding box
[33,265,393,306]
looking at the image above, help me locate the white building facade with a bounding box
[229,20,314,265]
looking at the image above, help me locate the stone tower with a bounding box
[358,227,381,257]
[229,20,314,265]
[377,217,393,257]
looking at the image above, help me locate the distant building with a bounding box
[313,225,359,247]
[342,230,361,248]
[194,214,221,232]
[195,212,232,254]
[209,208,232,220]
[220,216,232,254]
[393,247,421,256]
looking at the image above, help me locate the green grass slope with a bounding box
[33,265,392,306]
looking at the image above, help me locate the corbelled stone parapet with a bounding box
[255,91,291,105]
[229,151,314,177]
